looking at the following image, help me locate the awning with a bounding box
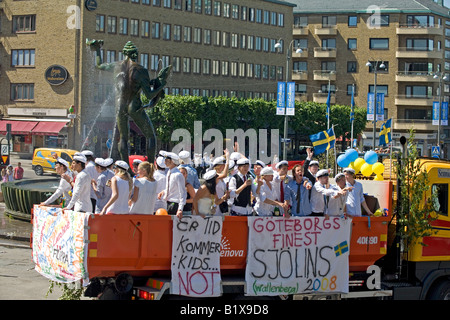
[0,120,38,135]
[31,121,68,136]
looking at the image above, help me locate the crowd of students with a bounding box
[40,147,374,218]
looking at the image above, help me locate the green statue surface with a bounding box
[87,39,171,163]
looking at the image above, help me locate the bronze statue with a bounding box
[87,39,171,163]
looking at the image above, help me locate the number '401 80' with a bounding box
[356,236,378,245]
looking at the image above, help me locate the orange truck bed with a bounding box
[86,214,390,279]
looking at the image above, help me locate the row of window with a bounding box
[294,14,445,29]
[96,49,284,79]
[96,17,283,53]
[118,0,285,27]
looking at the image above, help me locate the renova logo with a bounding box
[220,236,245,258]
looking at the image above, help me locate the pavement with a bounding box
[0,154,49,245]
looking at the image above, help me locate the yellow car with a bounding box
[32,148,78,175]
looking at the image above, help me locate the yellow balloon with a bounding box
[372,162,385,175]
[374,174,384,181]
[354,158,365,171]
[361,163,373,177]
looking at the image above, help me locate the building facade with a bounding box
[0,0,294,157]
[290,0,450,157]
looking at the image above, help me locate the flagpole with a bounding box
[351,84,355,148]
[326,80,331,168]
[333,124,337,177]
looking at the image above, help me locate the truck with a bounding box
[31,158,450,300]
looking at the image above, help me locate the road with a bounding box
[0,243,71,300]
[8,154,58,181]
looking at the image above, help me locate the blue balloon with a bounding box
[345,148,359,162]
[364,150,378,165]
[337,154,351,168]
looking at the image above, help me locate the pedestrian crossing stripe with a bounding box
[334,241,349,257]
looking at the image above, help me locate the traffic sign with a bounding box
[431,146,440,158]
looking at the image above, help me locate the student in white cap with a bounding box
[129,161,158,214]
[326,173,350,218]
[100,160,133,215]
[303,147,319,184]
[41,158,73,207]
[82,150,99,211]
[178,165,196,215]
[192,169,220,216]
[211,149,231,215]
[153,155,167,212]
[273,160,292,207]
[132,158,143,178]
[178,150,200,189]
[344,167,373,217]
[284,164,313,217]
[228,157,258,216]
[66,154,92,213]
[157,152,186,218]
[254,167,286,216]
[91,158,115,213]
[310,169,338,216]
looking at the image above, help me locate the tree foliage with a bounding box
[144,95,367,145]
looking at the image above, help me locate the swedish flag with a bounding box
[379,118,392,146]
[334,241,349,257]
[309,127,336,155]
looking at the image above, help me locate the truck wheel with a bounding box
[34,165,43,176]
[428,279,450,300]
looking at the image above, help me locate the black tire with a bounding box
[34,165,43,176]
[428,279,450,300]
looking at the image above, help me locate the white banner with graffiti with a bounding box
[170,216,223,297]
[32,205,90,284]
[246,216,351,296]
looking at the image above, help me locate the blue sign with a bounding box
[367,93,375,121]
[442,102,448,126]
[276,82,286,115]
[433,101,440,125]
[286,82,295,116]
[367,93,384,121]
[431,146,440,158]
[376,93,385,121]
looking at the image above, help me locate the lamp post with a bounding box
[275,39,302,160]
[433,73,448,157]
[366,60,385,149]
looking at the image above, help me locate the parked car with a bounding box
[32,148,78,175]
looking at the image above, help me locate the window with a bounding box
[162,55,170,68]
[247,35,254,50]
[130,19,139,36]
[255,64,261,78]
[119,18,128,35]
[212,60,220,75]
[107,16,117,33]
[185,0,192,11]
[205,0,212,15]
[174,0,182,9]
[348,16,357,27]
[11,83,34,101]
[294,15,307,27]
[293,61,307,72]
[141,21,150,37]
[106,50,116,63]
[294,38,308,49]
[184,26,192,42]
[405,108,430,119]
[231,62,238,76]
[11,49,35,67]
[163,24,171,40]
[213,30,221,46]
[278,13,284,27]
[348,38,357,50]
[247,63,253,78]
[263,10,270,24]
[321,84,336,93]
[140,53,149,69]
[256,9,262,23]
[370,38,389,50]
[221,61,229,76]
[406,38,434,51]
[322,16,337,27]
[214,1,221,16]
[232,4,239,19]
[321,61,336,71]
[96,15,105,32]
[194,27,202,43]
[271,12,277,25]
[203,29,211,45]
[405,85,431,97]
[369,85,388,96]
[151,54,159,71]
[173,25,182,41]
[223,3,230,18]
[194,0,202,13]
[322,38,336,49]
[203,59,210,74]
[152,22,160,38]
[432,184,448,216]
[153,0,161,5]
[172,56,181,72]
[222,32,230,47]
[193,58,201,73]
[183,57,191,73]
[231,33,238,48]
[13,15,36,33]
[347,61,357,73]
[369,14,389,27]
[407,15,434,27]
[240,63,246,77]
[241,6,247,21]
[164,0,171,8]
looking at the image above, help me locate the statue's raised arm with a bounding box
[86,38,115,72]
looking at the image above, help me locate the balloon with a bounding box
[364,151,378,165]
[155,208,168,215]
[337,154,351,168]
[374,174,384,181]
[353,158,365,172]
[372,162,385,175]
[361,163,373,177]
[345,149,359,162]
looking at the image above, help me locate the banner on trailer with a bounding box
[246,216,351,296]
[171,216,223,297]
[32,205,90,284]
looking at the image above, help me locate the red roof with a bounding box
[31,121,68,136]
[0,120,38,135]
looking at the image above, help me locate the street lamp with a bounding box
[433,72,448,157]
[366,60,386,149]
[275,39,302,160]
